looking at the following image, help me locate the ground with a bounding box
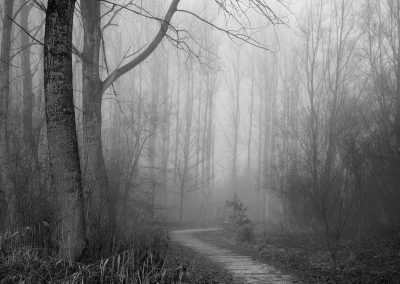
[194,228,400,284]
[165,240,235,283]
[3,226,399,283]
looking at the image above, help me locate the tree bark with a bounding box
[44,0,86,260]
[80,0,111,233]
[0,0,14,230]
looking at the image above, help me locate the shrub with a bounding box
[225,197,254,243]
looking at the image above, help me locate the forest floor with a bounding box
[2,226,399,283]
[194,228,400,284]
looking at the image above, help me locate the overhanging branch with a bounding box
[99,0,180,96]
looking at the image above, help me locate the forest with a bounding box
[1,0,400,283]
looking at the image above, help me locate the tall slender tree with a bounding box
[20,1,34,154]
[247,50,255,176]
[79,0,180,230]
[229,46,242,196]
[80,0,110,233]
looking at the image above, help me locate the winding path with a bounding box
[171,228,298,284]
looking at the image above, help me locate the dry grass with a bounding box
[0,226,186,283]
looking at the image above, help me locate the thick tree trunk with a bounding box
[44,0,86,260]
[0,0,14,230]
[80,0,111,231]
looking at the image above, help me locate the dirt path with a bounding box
[171,228,299,284]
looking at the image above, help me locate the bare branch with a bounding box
[100,0,180,95]
[8,16,44,46]
[177,9,271,52]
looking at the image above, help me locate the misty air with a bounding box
[1,0,400,283]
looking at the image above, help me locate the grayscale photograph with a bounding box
[0,0,399,283]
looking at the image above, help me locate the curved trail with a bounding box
[171,228,298,284]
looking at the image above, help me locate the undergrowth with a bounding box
[0,225,185,283]
[233,224,400,283]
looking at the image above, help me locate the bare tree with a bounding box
[19,1,36,155]
[227,45,243,195]
[297,0,360,265]
[177,62,195,224]
[79,0,109,232]
[247,49,255,177]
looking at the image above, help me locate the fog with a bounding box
[93,0,297,225]
[2,0,400,268]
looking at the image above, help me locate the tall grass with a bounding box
[0,226,183,283]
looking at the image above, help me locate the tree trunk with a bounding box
[161,56,170,203]
[262,58,273,223]
[21,1,34,153]
[179,182,184,224]
[268,63,278,223]
[0,0,14,230]
[178,65,194,224]
[196,71,202,195]
[17,0,35,225]
[80,0,111,231]
[44,0,86,260]
[204,71,214,221]
[210,125,215,223]
[173,70,180,185]
[232,49,241,195]
[247,50,255,176]
[148,51,159,221]
[201,78,207,199]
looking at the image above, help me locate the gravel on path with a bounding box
[171,228,297,284]
[165,240,235,283]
